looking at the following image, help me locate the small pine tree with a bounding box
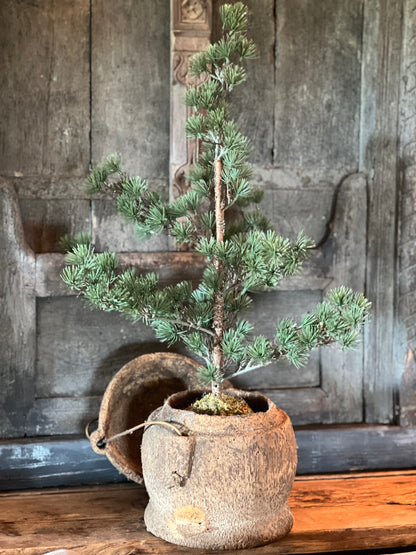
[62,2,370,400]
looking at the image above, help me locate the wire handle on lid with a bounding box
[85,417,188,449]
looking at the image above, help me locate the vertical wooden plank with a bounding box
[274,0,363,169]
[0,181,36,437]
[92,0,170,180]
[228,0,275,166]
[398,0,416,426]
[170,0,212,199]
[0,0,90,176]
[361,0,403,423]
[320,174,367,423]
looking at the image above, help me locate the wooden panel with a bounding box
[260,186,334,244]
[1,472,415,553]
[401,348,416,427]
[170,0,212,199]
[91,199,169,252]
[91,0,170,179]
[9,176,168,200]
[0,437,120,491]
[296,426,416,474]
[1,428,415,491]
[34,251,333,299]
[34,252,208,298]
[218,0,276,165]
[19,199,90,253]
[319,173,367,423]
[274,0,362,169]
[398,0,416,426]
[0,182,36,438]
[361,0,403,423]
[267,388,333,426]
[0,0,411,482]
[259,174,367,426]
[26,398,102,437]
[31,176,367,427]
[35,297,169,398]
[11,177,87,199]
[0,0,90,176]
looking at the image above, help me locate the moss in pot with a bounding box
[61,2,370,549]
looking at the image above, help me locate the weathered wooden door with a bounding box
[1,0,415,487]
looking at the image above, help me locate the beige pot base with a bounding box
[144,500,294,550]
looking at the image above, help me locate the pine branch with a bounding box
[62,2,371,394]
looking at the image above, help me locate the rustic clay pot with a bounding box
[142,389,297,550]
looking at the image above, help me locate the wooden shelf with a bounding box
[1,470,416,554]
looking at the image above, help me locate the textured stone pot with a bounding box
[142,389,297,550]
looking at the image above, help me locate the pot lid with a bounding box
[89,352,205,483]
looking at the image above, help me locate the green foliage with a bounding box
[59,233,91,254]
[220,2,249,34]
[85,153,121,193]
[62,2,370,392]
[197,363,223,386]
[185,80,222,111]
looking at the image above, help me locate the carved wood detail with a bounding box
[180,0,208,23]
[170,0,212,201]
[173,0,210,31]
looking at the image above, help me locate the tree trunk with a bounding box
[212,158,225,396]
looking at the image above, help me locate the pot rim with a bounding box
[152,389,290,436]
[167,388,272,412]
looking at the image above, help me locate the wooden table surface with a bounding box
[1,470,416,554]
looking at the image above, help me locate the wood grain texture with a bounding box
[92,0,170,179]
[34,251,333,298]
[0,0,90,177]
[0,182,36,437]
[296,425,416,474]
[401,349,416,426]
[34,297,169,398]
[362,0,404,424]
[91,199,169,252]
[170,0,212,200]
[1,471,415,553]
[34,252,208,298]
[259,186,334,244]
[319,173,367,423]
[19,198,90,253]
[274,0,362,169]
[398,0,416,426]
[10,176,169,200]
[222,0,276,165]
[0,436,122,491]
